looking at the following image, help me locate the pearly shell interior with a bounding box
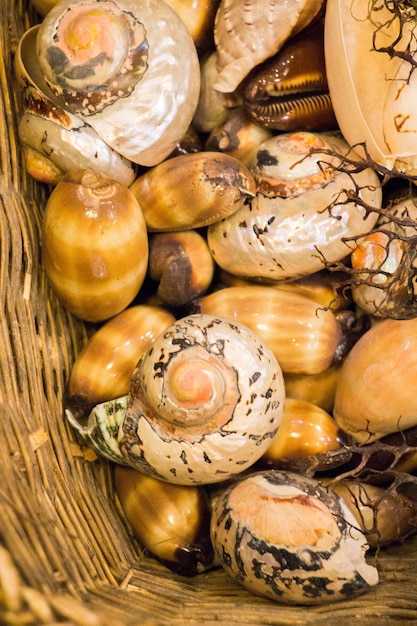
[14,26,136,185]
[35,0,201,166]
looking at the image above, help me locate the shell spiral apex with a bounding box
[35,0,201,166]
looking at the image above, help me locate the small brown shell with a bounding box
[148,231,215,307]
[213,0,324,93]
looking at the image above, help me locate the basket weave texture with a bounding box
[2,2,417,625]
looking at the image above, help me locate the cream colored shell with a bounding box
[118,314,285,485]
[211,470,378,604]
[325,0,417,175]
[207,132,381,280]
[213,0,324,93]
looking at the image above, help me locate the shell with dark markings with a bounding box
[118,314,285,485]
[210,470,379,604]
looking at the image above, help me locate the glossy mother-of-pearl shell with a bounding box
[14,27,136,186]
[210,470,378,604]
[207,132,381,281]
[325,0,417,175]
[118,314,285,485]
[36,0,201,166]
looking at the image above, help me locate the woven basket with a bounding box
[2,3,417,625]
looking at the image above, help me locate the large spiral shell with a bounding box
[118,314,285,485]
[35,0,201,166]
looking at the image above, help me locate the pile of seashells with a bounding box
[14,0,417,607]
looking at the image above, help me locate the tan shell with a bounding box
[324,0,417,175]
[213,0,324,93]
[333,318,417,444]
[130,151,256,232]
[197,285,343,375]
[211,470,378,604]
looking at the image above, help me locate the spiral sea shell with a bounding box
[118,314,285,485]
[35,0,201,166]
[14,26,136,185]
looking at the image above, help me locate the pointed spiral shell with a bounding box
[118,314,285,485]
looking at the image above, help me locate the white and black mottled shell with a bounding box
[118,314,285,485]
[210,470,379,604]
[207,131,382,281]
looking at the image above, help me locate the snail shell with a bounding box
[213,0,324,93]
[197,285,344,375]
[35,0,201,167]
[42,170,149,322]
[328,479,417,548]
[258,398,352,473]
[114,466,215,575]
[210,470,378,604]
[207,131,381,281]
[118,314,285,485]
[130,151,256,232]
[66,305,176,416]
[14,27,136,186]
[148,231,215,307]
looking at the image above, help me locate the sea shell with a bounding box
[258,398,352,473]
[350,190,417,319]
[210,470,378,604]
[66,304,176,416]
[14,27,136,186]
[148,231,215,307]
[114,466,215,575]
[324,0,417,176]
[213,0,324,93]
[242,20,337,132]
[207,131,382,281]
[130,151,256,232]
[197,285,344,375]
[34,0,200,166]
[333,317,417,444]
[118,313,285,485]
[42,170,149,322]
